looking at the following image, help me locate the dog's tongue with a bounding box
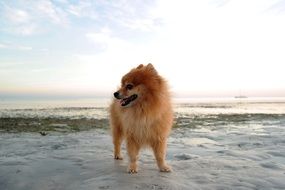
[120,99,126,106]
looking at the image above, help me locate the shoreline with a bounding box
[1,113,285,133]
[0,118,109,133]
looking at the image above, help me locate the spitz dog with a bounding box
[110,63,173,173]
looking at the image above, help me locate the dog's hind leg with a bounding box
[152,138,172,172]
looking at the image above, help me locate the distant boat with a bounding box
[234,95,248,99]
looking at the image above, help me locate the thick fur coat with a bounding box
[110,64,173,173]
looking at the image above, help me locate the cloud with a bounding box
[0,0,68,35]
[149,0,285,92]
[0,0,163,37]
[266,0,285,14]
[4,8,30,23]
[114,16,163,32]
[64,0,162,32]
[35,0,69,25]
[0,43,32,51]
[0,2,37,35]
[0,43,8,49]
[17,24,38,35]
[66,1,98,19]
[85,28,132,51]
[209,0,231,7]
[105,1,163,32]
[0,61,25,69]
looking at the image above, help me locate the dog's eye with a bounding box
[126,84,133,90]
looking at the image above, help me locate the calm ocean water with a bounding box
[0,97,285,118]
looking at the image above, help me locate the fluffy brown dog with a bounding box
[110,63,173,173]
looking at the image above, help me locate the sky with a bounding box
[0,0,285,99]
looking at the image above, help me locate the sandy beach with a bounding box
[1,98,285,190]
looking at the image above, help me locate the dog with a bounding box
[110,63,173,173]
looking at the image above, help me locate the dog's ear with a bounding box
[146,63,154,69]
[146,63,157,74]
[136,64,144,69]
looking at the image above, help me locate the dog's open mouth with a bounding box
[120,94,138,107]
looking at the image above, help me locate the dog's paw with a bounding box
[128,163,138,174]
[114,155,123,160]
[159,164,172,172]
[128,168,138,174]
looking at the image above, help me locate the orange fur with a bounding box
[110,64,173,173]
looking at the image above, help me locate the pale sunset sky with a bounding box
[0,0,285,99]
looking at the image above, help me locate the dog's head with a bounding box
[113,63,163,107]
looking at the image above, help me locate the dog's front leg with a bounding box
[112,124,123,160]
[126,137,140,174]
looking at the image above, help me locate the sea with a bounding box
[0,97,285,126]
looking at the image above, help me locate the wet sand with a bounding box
[1,127,285,190]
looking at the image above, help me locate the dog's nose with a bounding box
[114,92,120,98]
